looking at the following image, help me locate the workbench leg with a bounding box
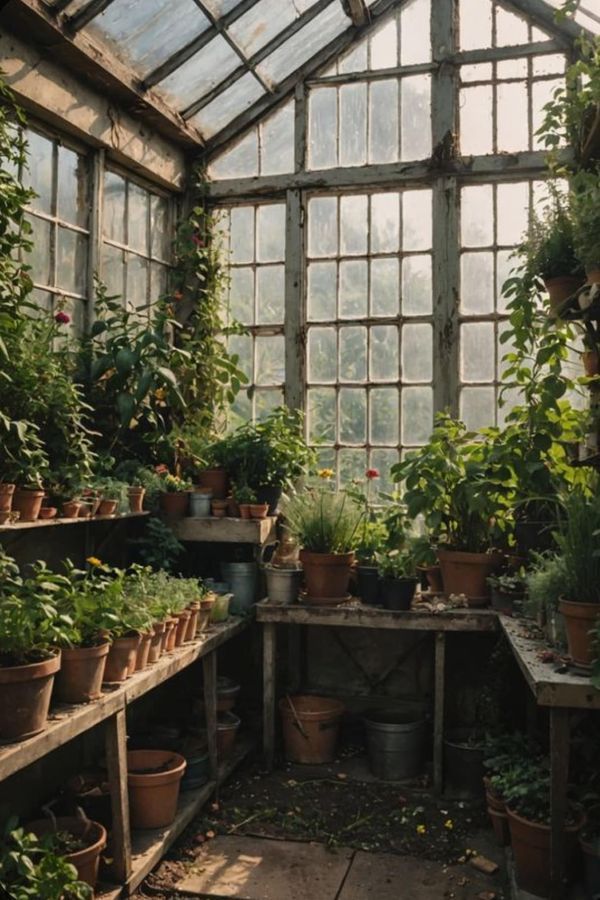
[263,622,277,772]
[203,651,218,784]
[550,708,570,900]
[433,632,446,795]
[105,709,132,885]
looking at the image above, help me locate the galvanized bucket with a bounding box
[365,710,426,780]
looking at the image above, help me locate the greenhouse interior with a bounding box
[2,0,600,898]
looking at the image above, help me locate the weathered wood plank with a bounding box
[172,516,276,544]
[0,511,149,534]
[549,708,571,900]
[284,188,305,411]
[203,651,218,783]
[263,622,277,772]
[433,632,446,795]
[104,709,132,884]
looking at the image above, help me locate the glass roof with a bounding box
[44,0,598,145]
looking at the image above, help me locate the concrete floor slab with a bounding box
[176,836,353,900]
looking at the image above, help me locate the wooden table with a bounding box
[500,616,600,900]
[172,516,277,545]
[256,600,499,792]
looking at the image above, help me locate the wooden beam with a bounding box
[256,602,499,632]
[502,0,593,44]
[66,0,117,31]
[344,0,369,27]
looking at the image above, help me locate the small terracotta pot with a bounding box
[197,467,229,500]
[160,491,189,519]
[239,504,252,519]
[98,498,119,516]
[128,486,146,513]
[25,817,106,888]
[559,598,598,668]
[134,632,153,672]
[79,492,101,517]
[299,549,355,600]
[198,601,213,633]
[437,548,504,606]
[127,749,186,829]
[417,564,444,593]
[0,651,61,741]
[211,500,228,518]
[148,622,166,664]
[185,604,200,641]
[103,634,141,683]
[217,711,241,760]
[544,275,584,312]
[12,488,45,522]
[507,806,583,897]
[279,694,344,764]
[0,483,15,513]
[54,641,110,704]
[61,500,81,518]
[164,618,178,652]
[38,506,57,520]
[174,610,191,646]
[250,503,269,519]
[583,349,600,377]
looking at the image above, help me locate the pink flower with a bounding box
[54,311,70,325]
[365,468,380,480]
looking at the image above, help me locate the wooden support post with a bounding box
[263,622,277,771]
[203,651,218,783]
[549,707,571,900]
[433,631,446,795]
[104,709,132,884]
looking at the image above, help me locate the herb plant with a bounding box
[0,820,92,900]
[282,487,363,554]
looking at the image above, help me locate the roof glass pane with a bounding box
[257,3,349,84]
[157,34,240,110]
[202,0,245,17]
[228,0,323,58]
[190,72,264,137]
[543,0,599,33]
[85,0,211,79]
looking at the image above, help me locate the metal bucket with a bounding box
[365,709,426,780]
[265,565,302,605]
[221,562,257,615]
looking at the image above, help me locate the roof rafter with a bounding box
[342,0,369,27]
[66,0,116,32]
[502,0,594,43]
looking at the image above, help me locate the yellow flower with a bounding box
[86,556,102,567]
[416,824,426,835]
[444,819,454,830]
[154,388,166,401]
[317,468,334,480]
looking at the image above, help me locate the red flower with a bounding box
[54,311,70,325]
[365,468,380,480]
[154,464,169,475]
[192,234,204,248]
[173,290,183,302]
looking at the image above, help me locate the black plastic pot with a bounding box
[255,485,282,515]
[444,729,485,799]
[581,837,600,900]
[380,576,417,611]
[357,566,380,605]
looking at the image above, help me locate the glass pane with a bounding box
[25,131,53,216]
[370,448,398,494]
[533,80,564,150]
[308,327,337,382]
[460,0,492,50]
[57,146,88,228]
[460,386,495,430]
[371,387,399,445]
[230,389,252,427]
[339,326,367,382]
[308,387,336,444]
[497,182,529,246]
[339,39,368,75]
[261,102,295,176]
[402,191,431,251]
[533,54,565,77]
[461,252,494,314]
[151,261,168,300]
[497,59,528,80]
[370,325,398,381]
[341,195,368,256]
[257,204,285,262]
[308,197,338,258]
[371,258,399,317]
[339,83,367,167]
[339,388,366,444]
[210,131,259,180]
[497,249,517,313]
[309,88,337,170]
[192,73,264,140]
[126,254,149,311]
[158,34,239,110]
[256,335,284,385]
[150,194,170,259]
[128,182,149,253]
[229,0,311,57]
[402,386,433,445]
[461,63,492,82]
[370,17,397,69]
[369,80,398,164]
[497,82,529,152]
[371,193,399,254]
[401,75,431,161]
[495,6,529,46]
[461,322,495,383]
[104,171,126,244]
[229,267,254,325]
[307,262,336,322]
[256,265,284,325]
[339,260,368,319]
[402,323,432,382]
[256,389,284,421]
[28,216,52,286]
[230,206,255,263]
[460,86,493,156]
[402,255,432,316]
[229,333,253,382]
[101,243,124,299]
[400,0,431,65]
[258,3,350,84]
[57,227,87,296]
[339,448,367,486]
[461,185,493,247]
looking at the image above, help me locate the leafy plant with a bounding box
[155,465,191,493]
[487,571,526,596]
[282,487,363,553]
[571,166,600,270]
[524,194,583,281]
[555,489,600,604]
[129,516,184,572]
[233,484,257,504]
[376,548,417,580]
[491,756,553,823]
[524,551,570,620]
[0,820,92,900]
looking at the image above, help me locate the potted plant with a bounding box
[411,534,443,594]
[234,484,256,519]
[6,447,48,523]
[156,466,192,519]
[250,501,269,519]
[353,519,388,605]
[523,197,584,310]
[483,732,534,847]
[127,749,187,829]
[556,490,600,668]
[0,820,93,899]
[524,552,569,646]
[572,167,600,283]
[282,481,363,603]
[94,477,127,516]
[376,547,418,611]
[487,571,526,617]
[23,816,106,890]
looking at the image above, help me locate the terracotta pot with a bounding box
[38,506,57,520]
[197,467,229,500]
[198,601,213,633]
[559,599,599,668]
[79,492,101,517]
[0,651,61,741]
[280,694,344,764]
[227,496,240,517]
[217,711,241,760]
[127,749,186,829]
[239,504,252,520]
[164,618,178,652]
[61,500,81,518]
[0,511,10,526]
[174,610,191,646]
[211,500,228,518]
[160,491,189,519]
[484,782,510,846]
[250,503,269,519]
[437,548,504,606]
[12,488,45,522]
[54,641,110,704]
[25,817,106,888]
[0,483,15,513]
[148,622,166,664]
[299,549,355,600]
[544,275,584,312]
[134,632,153,672]
[98,498,119,516]
[128,486,146,513]
[417,564,444,594]
[507,806,583,897]
[103,634,141,683]
[185,604,200,641]
[586,267,600,285]
[583,349,600,377]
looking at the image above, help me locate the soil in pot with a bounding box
[507,807,583,898]
[54,640,110,704]
[197,468,229,500]
[279,694,344,765]
[380,576,418,611]
[134,632,153,672]
[217,711,241,760]
[437,549,503,606]
[128,486,145,513]
[12,488,45,522]
[25,816,107,889]
[127,749,186,829]
[443,729,485,800]
[299,550,354,601]
[364,710,426,780]
[356,566,380,605]
[559,599,598,668]
[160,492,189,519]
[103,634,141,683]
[0,651,61,741]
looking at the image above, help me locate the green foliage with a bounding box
[555,489,600,604]
[487,571,526,595]
[233,484,257,504]
[571,166,600,269]
[0,820,92,900]
[524,194,582,280]
[491,755,554,824]
[375,547,417,579]
[282,487,364,553]
[130,516,184,573]
[524,551,570,619]
[354,518,389,565]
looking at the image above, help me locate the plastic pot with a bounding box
[364,709,426,780]
[127,750,186,829]
[0,651,61,741]
[181,747,210,792]
[507,806,583,898]
[356,566,380,605]
[221,562,257,615]
[54,641,110,704]
[265,565,302,605]
[217,711,241,760]
[559,599,598,668]
[437,549,503,606]
[103,634,141,683]
[280,694,344,764]
[12,488,45,522]
[160,491,189,519]
[299,550,354,602]
[189,491,213,517]
[26,817,106,888]
[134,632,153,672]
[380,576,418,611]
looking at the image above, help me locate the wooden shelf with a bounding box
[256,599,499,632]
[172,516,276,544]
[500,616,600,709]
[0,511,149,534]
[0,617,250,782]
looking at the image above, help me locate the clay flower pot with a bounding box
[25,817,106,888]
[197,467,229,500]
[54,641,110,704]
[417,564,444,594]
[0,651,61,741]
[217,711,241,760]
[0,483,15,513]
[250,503,269,519]
[128,486,146,513]
[160,491,189,519]
[437,548,504,606]
[103,634,141,683]
[211,499,228,518]
[185,604,200,641]
[507,807,583,897]
[483,779,509,847]
[127,749,186,829]
[583,349,600,377]
[198,600,214,633]
[12,488,45,522]
[299,549,355,602]
[174,610,191,646]
[239,503,252,520]
[98,498,119,516]
[559,599,599,668]
[543,275,584,313]
[38,506,57,520]
[227,496,240,517]
[164,618,178,652]
[134,632,153,672]
[61,500,81,518]
[148,622,166,664]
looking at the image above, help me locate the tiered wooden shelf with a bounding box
[172,515,276,544]
[0,511,149,534]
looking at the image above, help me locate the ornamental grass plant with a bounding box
[281,487,363,554]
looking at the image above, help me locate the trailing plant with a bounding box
[281,486,364,554]
[0,819,92,900]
